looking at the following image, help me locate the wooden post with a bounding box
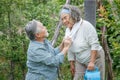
[84,0,96,27]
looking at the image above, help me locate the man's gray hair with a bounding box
[60,4,81,22]
[25,19,40,40]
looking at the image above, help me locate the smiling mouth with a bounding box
[64,24,68,27]
[64,23,69,26]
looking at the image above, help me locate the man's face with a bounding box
[36,22,49,38]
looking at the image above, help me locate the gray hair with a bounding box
[25,20,41,40]
[60,4,81,22]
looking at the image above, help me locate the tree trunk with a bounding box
[101,26,113,80]
[97,0,113,79]
[84,0,96,27]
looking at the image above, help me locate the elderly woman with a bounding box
[25,20,72,80]
[60,5,105,80]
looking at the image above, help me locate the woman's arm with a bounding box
[87,50,97,70]
[70,61,75,77]
[85,22,100,70]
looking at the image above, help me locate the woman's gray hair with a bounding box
[60,4,81,22]
[25,19,40,40]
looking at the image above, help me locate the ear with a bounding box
[35,33,41,38]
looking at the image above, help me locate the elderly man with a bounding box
[25,20,71,80]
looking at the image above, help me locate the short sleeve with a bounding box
[67,50,75,61]
[85,23,100,50]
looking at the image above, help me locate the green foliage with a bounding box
[0,0,120,80]
[97,0,120,79]
[0,0,64,79]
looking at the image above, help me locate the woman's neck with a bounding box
[69,23,75,30]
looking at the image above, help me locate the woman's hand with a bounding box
[87,62,95,70]
[87,50,97,70]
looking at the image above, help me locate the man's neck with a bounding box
[36,38,45,42]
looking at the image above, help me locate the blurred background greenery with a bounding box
[0,0,120,80]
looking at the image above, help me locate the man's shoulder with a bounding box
[29,41,45,49]
[45,39,52,45]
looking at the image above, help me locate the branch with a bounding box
[51,21,62,46]
[66,0,70,4]
[51,0,70,46]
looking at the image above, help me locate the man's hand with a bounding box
[61,37,72,56]
[63,37,72,49]
[59,37,72,51]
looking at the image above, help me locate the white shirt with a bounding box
[65,19,102,65]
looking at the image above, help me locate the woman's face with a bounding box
[61,13,74,29]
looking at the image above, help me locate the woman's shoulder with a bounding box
[82,20,96,30]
